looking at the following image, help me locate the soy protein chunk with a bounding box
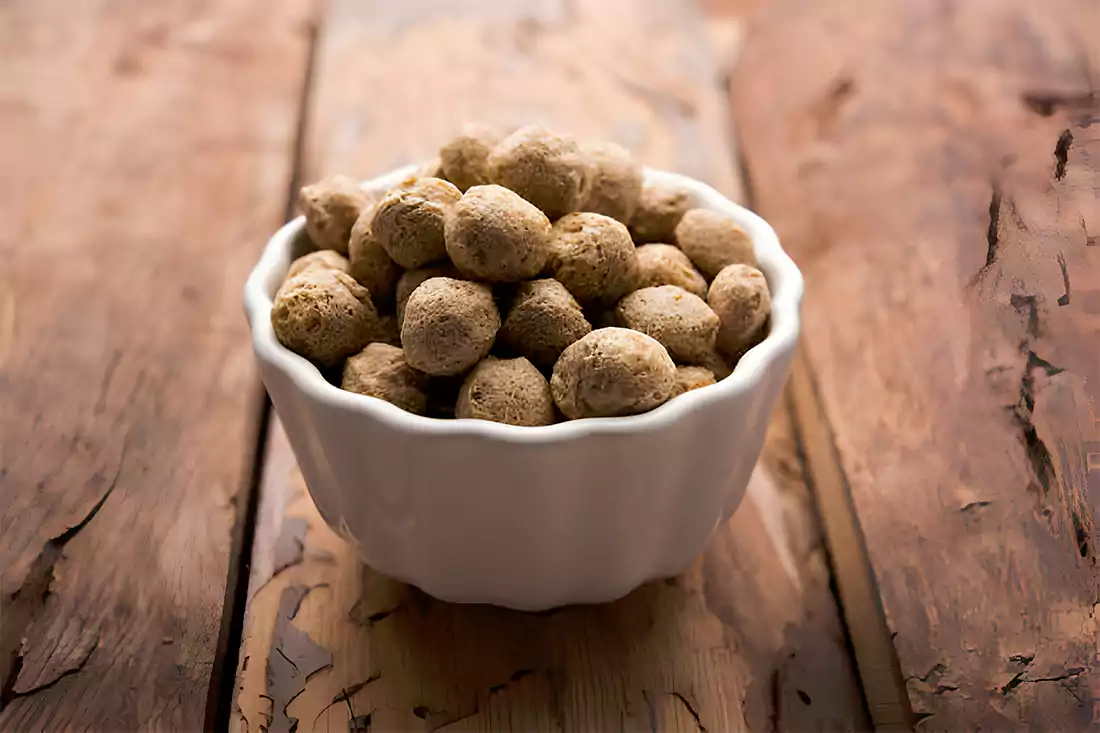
[286,250,350,279]
[440,123,509,192]
[629,185,693,244]
[707,264,771,359]
[348,206,401,306]
[456,356,556,426]
[550,327,676,419]
[371,177,461,269]
[672,365,717,396]
[298,175,369,255]
[546,212,639,307]
[271,269,379,367]
[341,343,430,415]
[635,243,707,299]
[580,140,643,223]
[445,184,552,282]
[615,285,720,365]
[395,264,462,329]
[498,279,591,370]
[487,125,591,220]
[401,277,500,376]
[674,208,758,280]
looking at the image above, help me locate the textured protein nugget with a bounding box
[672,365,716,396]
[580,140,643,223]
[615,285,720,364]
[371,177,461,269]
[445,184,552,282]
[395,264,461,328]
[286,250,350,279]
[341,343,430,415]
[629,185,693,244]
[546,212,639,307]
[456,357,556,426]
[498,279,591,370]
[550,327,676,419]
[487,125,591,220]
[401,278,500,376]
[708,264,771,359]
[635,243,708,299]
[298,175,369,254]
[440,124,508,192]
[674,208,758,280]
[348,207,401,306]
[271,269,379,367]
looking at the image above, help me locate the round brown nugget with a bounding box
[628,185,693,244]
[546,212,639,307]
[579,140,643,223]
[697,347,734,381]
[674,208,758,280]
[486,125,590,220]
[672,365,717,397]
[456,357,556,426]
[286,250,350,279]
[498,279,591,370]
[395,264,462,329]
[615,285,719,365]
[371,177,461,269]
[341,343,430,415]
[439,123,509,192]
[550,327,676,419]
[635,243,708,299]
[445,184,552,282]
[298,175,369,254]
[401,278,500,376]
[707,264,771,359]
[347,206,401,306]
[271,269,379,367]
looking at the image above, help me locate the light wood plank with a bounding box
[732,0,1099,728]
[0,0,314,728]
[232,0,867,731]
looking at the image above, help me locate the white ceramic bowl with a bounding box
[244,165,802,610]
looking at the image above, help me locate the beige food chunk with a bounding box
[487,125,591,220]
[629,185,693,244]
[347,206,401,306]
[439,124,508,192]
[579,140,643,223]
[456,357,556,426]
[401,278,500,376]
[341,343,430,415]
[615,285,720,364]
[635,243,708,299]
[707,264,771,359]
[550,327,676,419]
[674,208,758,280]
[271,269,379,367]
[672,365,717,396]
[371,177,461,269]
[445,184,552,282]
[498,279,592,370]
[546,212,639,307]
[286,250,350,279]
[697,347,734,381]
[298,175,369,254]
[395,264,462,328]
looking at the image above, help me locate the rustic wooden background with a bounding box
[1,0,1096,731]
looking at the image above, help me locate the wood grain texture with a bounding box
[0,0,314,728]
[732,0,1100,729]
[232,0,866,730]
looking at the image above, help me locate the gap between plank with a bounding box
[202,12,322,732]
[786,348,915,732]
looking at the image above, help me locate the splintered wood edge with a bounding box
[787,349,914,732]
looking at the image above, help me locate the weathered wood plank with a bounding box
[0,0,314,728]
[732,0,1099,728]
[232,0,867,731]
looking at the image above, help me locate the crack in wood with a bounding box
[670,692,708,732]
[0,446,123,706]
[1056,252,1071,306]
[1054,129,1073,180]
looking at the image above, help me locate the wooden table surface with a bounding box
[1,0,1096,731]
